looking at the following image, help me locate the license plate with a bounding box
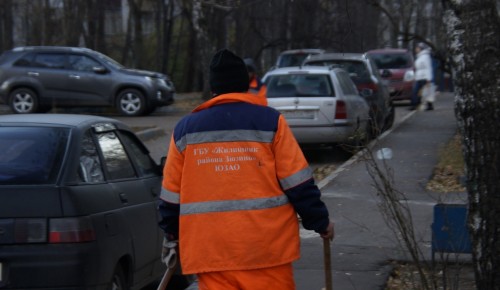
[282,110,314,119]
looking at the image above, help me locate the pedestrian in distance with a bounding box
[244,57,268,104]
[158,48,334,290]
[409,42,434,111]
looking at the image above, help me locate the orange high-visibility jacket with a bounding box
[248,75,267,105]
[159,92,329,274]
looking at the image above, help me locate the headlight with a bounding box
[404,70,415,82]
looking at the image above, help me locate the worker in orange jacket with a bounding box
[244,57,267,104]
[158,49,334,290]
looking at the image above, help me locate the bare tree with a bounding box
[0,0,14,51]
[84,0,107,53]
[61,0,86,46]
[442,0,500,288]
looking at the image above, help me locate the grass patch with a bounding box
[427,134,466,193]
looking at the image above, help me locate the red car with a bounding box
[366,48,415,102]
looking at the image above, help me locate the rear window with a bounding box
[369,53,412,69]
[0,127,69,185]
[277,53,311,68]
[305,60,371,83]
[266,74,333,98]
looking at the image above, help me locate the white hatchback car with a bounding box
[264,66,370,146]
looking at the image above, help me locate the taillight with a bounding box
[15,218,47,243]
[49,217,96,243]
[335,100,347,119]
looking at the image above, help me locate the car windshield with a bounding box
[305,60,371,83]
[0,127,69,185]
[369,53,412,69]
[266,74,333,98]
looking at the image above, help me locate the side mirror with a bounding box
[381,69,392,78]
[93,66,108,74]
[360,88,374,97]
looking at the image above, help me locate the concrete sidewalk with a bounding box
[293,92,469,290]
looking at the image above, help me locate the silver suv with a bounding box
[0,46,175,116]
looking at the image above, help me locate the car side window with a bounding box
[68,54,101,72]
[78,131,104,183]
[13,53,34,67]
[119,131,160,177]
[96,131,136,180]
[33,53,66,69]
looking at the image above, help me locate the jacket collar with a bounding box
[192,92,267,112]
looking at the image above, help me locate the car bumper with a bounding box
[152,88,175,107]
[0,243,107,290]
[387,81,413,101]
[290,124,359,144]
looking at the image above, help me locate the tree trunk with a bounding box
[128,0,144,68]
[191,0,212,98]
[443,0,500,288]
[0,0,13,50]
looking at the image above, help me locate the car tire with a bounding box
[9,88,39,114]
[108,264,129,290]
[368,107,383,138]
[116,89,147,116]
[383,105,395,131]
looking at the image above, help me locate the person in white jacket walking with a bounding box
[409,43,434,111]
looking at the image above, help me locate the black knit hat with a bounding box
[209,49,249,95]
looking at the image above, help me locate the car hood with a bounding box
[120,68,167,79]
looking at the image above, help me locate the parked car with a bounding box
[0,114,168,289]
[0,46,175,116]
[303,53,395,137]
[366,48,415,103]
[263,66,370,146]
[273,48,325,69]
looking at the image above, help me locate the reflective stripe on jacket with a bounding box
[160,92,328,274]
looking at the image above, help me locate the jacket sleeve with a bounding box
[157,133,184,239]
[273,115,330,233]
[157,199,179,239]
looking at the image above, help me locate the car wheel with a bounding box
[108,265,129,290]
[9,88,39,114]
[368,107,383,138]
[383,105,395,131]
[116,89,147,116]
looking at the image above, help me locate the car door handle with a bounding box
[69,74,81,79]
[119,193,128,204]
[27,72,39,77]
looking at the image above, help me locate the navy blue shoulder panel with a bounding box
[173,102,281,142]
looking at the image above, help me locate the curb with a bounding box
[317,109,417,189]
[136,127,166,142]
